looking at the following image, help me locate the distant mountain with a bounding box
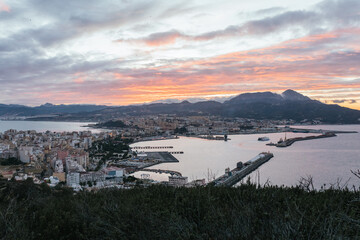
[225,91,284,104]
[281,89,311,101]
[0,103,108,117]
[221,90,360,123]
[89,89,358,123]
[148,96,232,104]
[225,89,310,104]
[1,90,360,124]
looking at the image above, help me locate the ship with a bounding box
[258,136,270,141]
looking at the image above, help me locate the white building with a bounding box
[66,172,80,187]
[80,172,105,183]
[54,160,64,173]
[103,167,124,178]
[168,175,188,186]
[66,159,85,173]
[18,146,33,163]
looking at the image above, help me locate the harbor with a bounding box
[128,125,360,189]
[210,152,274,187]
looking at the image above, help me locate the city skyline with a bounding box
[1,0,360,110]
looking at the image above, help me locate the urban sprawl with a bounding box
[0,115,312,190]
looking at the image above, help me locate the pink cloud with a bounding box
[0,0,10,12]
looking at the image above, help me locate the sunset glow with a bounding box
[0,0,359,109]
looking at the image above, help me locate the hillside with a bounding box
[0,179,359,239]
[0,103,108,117]
[2,90,360,123]
[69,90,360,123]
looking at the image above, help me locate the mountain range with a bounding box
[0,103,108,117]
[1,90,360,123]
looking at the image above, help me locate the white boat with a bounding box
[258,136,270,141]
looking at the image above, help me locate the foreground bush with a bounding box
[0,179,359,239]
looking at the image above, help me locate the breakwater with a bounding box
[267,132,337,148]
[210,152,274,187]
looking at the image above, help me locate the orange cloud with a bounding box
[110,29,360,109]
[0,0,10,12]
[16,28,360,110]
[119,30,188,47]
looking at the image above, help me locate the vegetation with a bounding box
[0,157,24,166]
[96,120,128,128]
[0,179,359,239]
[89,136,132,157]
[174,126,188,134]
[88,136,133,170]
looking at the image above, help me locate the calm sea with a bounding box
[0,120,104,133]
[131,125,360,189]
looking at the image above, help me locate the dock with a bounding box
[197,135,230,141]
[111,151,179,171]
[287,127,357,134]
[210,152,274,187]
[132,146,174,149]
[139,168,182,176]
[143,151,179,163]
[267,132,336,147]
[129,152,182,177]
[169,151,184,154]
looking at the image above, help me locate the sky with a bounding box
[0,0,360,109]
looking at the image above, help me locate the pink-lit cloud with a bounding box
[1,0,360,110]
[0,0,10,12]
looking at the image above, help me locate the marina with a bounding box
[130,125,360,189]
[111,151,180,173]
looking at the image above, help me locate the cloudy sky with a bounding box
[1,0,360,109]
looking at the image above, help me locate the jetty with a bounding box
[287,127,357,134]
[197,135,230,141]
[168,151,184,154]
[210,152,274,187]
[132,146,174,149]
[266,132,336,147]
[139,168,182,176]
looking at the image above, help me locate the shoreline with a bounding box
[129,126,358,145]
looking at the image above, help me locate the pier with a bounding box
[210,152,274,187]
[169,151,184,154]
[143,151,179,162]
[287,127,357,134]
[139,168,182,176]
[197,135,230,141]
[267,132,336,148]
[132,146,173,149]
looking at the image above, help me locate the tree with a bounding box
[174,126,187,134]
[87,181,92,187]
